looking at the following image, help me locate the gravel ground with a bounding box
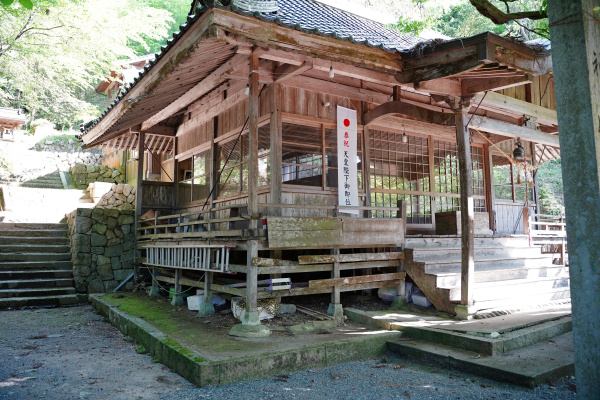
[0,305,577,400]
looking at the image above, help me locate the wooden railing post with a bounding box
[522,207,530,235]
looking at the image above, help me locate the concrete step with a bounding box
[0,269,73,280]
[0,253,71,262]
[422,256,554,275]
[469,287,572,311]
[410,246,543,262]
[0,287,76,298]
[1,244,70,253]
[386,331,574,387]
[434,265,569,287]
[0,236,68,245]
[0,294,79,309]
[0,260,73,270]
[459,277,571,303]
[0,223,66,231]
[405,236,530,249]
[0,278,74,290]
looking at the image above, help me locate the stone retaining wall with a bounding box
[66,208,136,294]
[71,163,125,188]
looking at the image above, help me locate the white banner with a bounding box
[337,106,359,214]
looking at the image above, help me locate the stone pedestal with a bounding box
[228,311,271,338]
[196,300,215,318]
[390,295,408,310]
[170,294,184,307]
[327,303,344,322]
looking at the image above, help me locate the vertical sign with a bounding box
[337,106,358,214]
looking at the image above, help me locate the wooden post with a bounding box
[149,267,160,297]
[171,268,184,306]
[363,127,372,219]
[270,83,282,216]
[210,117,219,230]
[327,246,343,321]
[134,131,145,283]
[393,199,407,305]
[171,137,178,210]
[483,143,495,232]
[522,207,530,235]
[246,53,260,314]
[447,97,475,309]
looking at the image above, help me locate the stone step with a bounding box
[411,246,545,263]
[434,265,569,287]
[0,236,69,245]
[0,253,71,262]
[0,261,73,270]
[0,269,73,280]
[1,244,70,253]
[423,256,553,275]
[386,331,574,387]
[0,287,76,298]
[2,243,71,253]
[405,236,530,249]
[0,294,79,310]
[0,229,67,238]
[469,287,572,311]
[0,278,74,290]
[454,277,571,303]
[20,182,65,189]
[0,223,66,231]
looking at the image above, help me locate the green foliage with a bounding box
[0,147,14,179]
[535,159,564,215]
[0,0,33,9]
[0,0,174,129]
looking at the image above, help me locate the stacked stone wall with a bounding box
[71,163,125,188]
[66,208,136,294]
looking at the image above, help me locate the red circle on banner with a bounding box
[343,119,350,127]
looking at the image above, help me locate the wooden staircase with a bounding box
[0,223,79,309]
[403,236,570,315]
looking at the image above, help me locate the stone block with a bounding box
[107,238,121,246]
[105,244,123,257]
[121,249,134,262]
[121,224,131,235]
[73,234,91,253]
[97,255,111,266]
[104,280,119,292]
[91,233,107,247]
[123,186,132,197]
[126,194,135,203]
[92,223,107,235]
[102,170,113,178]
[118,215,135,225]
[72,252,91,266]
[86,164,96,173]
[87,276,104,293]
[124,233,135,243]
[112,170,121,178]
[97,263,114,281]
[73,263,91,277]
[112,257,122,270]
[122,240,134,251]
[91,246,105,255]
[77,208,92,217]
[91,209,107,224]
[75,216,92,234]
[72,163,86,174]
[114,269,133,281]
[105,209,119,218]
[114,228,124,238]
[106,229,116,240]
[87,172,100,180]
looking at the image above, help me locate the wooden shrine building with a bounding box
[79,0,566,333]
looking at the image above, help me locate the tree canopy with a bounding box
[0,0,188,130]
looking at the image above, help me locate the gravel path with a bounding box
[0,305,577,400]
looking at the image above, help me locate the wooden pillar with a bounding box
[448,97,475,308]
[133,131,145,283]
[363,127,372,218]
[548,1,600,394]
[210,117,219,230]
[246,53,260,314]
[270,83,282,216]
[171,137,178,210]
[171,268,184,306]
[483,143,495,232]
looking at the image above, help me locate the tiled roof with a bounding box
[81,0,417,135]
[227,0,419,52]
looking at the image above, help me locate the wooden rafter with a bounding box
[363,100,455,126]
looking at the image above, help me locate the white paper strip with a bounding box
[337,106,359,214]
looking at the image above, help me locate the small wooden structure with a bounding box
[80,0,564,324]
[0,107,27,141]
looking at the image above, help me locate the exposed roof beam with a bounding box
[363,100,455,126]
[468,116,559,147]
[474,91,558,126]
[274,60,313,83]
[140,53,249,131]
[396,55,483,84]
[460,75,530,95]
[177,87,247,137]
[144,125,176,136]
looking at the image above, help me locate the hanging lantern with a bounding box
[513,138,525,161]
